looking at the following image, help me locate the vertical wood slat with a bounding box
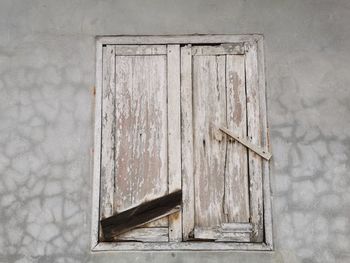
[224,55,250,223]
[167,44,182,241]
[257,37,273,248]
[92,40,103,248]
[193,55,226,228]
[181,45,194,240]
[114,52,168,230]
[100,45,116,220]
[246,42,264,242]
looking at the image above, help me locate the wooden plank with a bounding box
[91,40,103,248]
[97,35,262,45]
[220,127,272,160]
[181,45,194,240]
[114,228,168,242]
[257,36,273,249]
[167,45,182,242]
[114,54,168,229]
[115,45,166,55]
[221,223,253,232]
[94,240,271,251]
[224,55,250,223]
[100,45,116,221]
[94,241,272,251]
[245,42,264,242]
[193,55,226,229]
[193,227,250,242]
[101,190,182,241]
[192,44,245,56]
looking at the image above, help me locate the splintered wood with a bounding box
[101,190,182,241]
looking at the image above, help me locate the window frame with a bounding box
[91,35,273,251]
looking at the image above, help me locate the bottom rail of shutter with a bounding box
[113,227,169,242]
[194,223,252,242]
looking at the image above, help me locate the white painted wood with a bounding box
[97,35,262,45]
[180,45,195,241]
[192,44,245,56]
[219,127,272,160]
[167,44,182,242]
[91,40,103,249]
[257,37,273,249]
[93,241,272,251]
[115,228,168,242]
[114,53,168,230]
[245,42,264,242]
[100,45,116,220]
[221,223,253,232]
[224,55,250,223]
[194,227,251,242]
[192,54,227,229]
[115,45,167,55]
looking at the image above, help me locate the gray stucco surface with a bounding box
[0,0,349,262]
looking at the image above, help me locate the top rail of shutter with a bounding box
[192,43,245,56]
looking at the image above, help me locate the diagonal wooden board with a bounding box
[101,190,182,241]
[219,127,272,160]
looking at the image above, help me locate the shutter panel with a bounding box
[181,43,266,242]
[100,44,181,242]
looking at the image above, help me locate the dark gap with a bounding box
[192,48,196,233]
[113,48,117,202]
[223,54,228,223]
[98,47,105,242]
[243,53,251,222]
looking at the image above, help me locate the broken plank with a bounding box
[101,190,182,241]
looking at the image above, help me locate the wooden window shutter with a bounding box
[181,42,269,242]
[99,44,182,242]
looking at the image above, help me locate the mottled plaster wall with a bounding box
[0,0,349,263]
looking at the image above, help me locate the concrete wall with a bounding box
[1,0,350,262]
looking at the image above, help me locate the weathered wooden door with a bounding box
[100,45,181,242]
[181,43,266,242]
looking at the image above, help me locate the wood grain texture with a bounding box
[220,127,271,160]
[101,190,182,241]
[91,40,103,248]
[167,45,182,241]
[100,45,116,220]
[193,55,227,227]
[115,228,168,242]
[114,54,168,228]
[180,45,195,240]
[192,44,245,56]
[224,55,250,223]
[257,37,273,249]
[94,240,272,251]
[245,42,264,242]
[115,45,167,55]
[98,35,262,45]
[194,227,251,242]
